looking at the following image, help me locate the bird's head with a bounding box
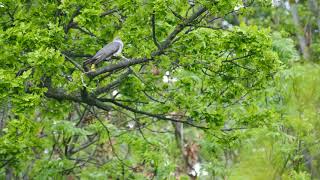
[114,36,122,42]
[113,36,123,47]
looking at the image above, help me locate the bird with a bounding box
[83,37,124,68]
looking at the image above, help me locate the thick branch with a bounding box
[45,87,208,130]
[45,87,112,111]
[86,58,149,78]
[45,88,82,103]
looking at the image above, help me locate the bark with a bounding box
[308,0,320,35]
[302,148,319,179]
[5,166,13,180]
[172,117,198,180]
[289,2,310,60]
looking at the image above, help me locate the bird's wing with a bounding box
[92,41,121,60]
[83,41,121,66]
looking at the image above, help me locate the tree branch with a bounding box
[62,51,92,58]
[100,9,118,17]
[94,68,132,96]
[86,58,150,78]
[64,6,83,33]
[208,2,252,23]
[73,25,97,37]
[86,6,207,78]
[63,54,85,73]
[152,6,207,57]
[222,54,254,63]
[69,135,99,154]
[168,7,185,21]
[45,88,83,103]
[90,108,134,169]
[107,99,208,129]
[45,87,113,111]
[151,12,160,49]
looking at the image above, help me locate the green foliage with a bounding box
[2,0,311,179]
[272,32,300,64]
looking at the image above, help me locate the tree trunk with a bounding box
[289,1,310,60]
[308,0,320,35]
[5,166,13,180]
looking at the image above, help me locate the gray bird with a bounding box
[84,37,124,66]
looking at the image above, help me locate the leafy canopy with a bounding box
[0,0,279,178]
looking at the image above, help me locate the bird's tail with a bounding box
[83,58,94,66]
[92,58,108,65]
[83,58,94,72]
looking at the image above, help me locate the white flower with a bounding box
[162,71,178,83]
[44,149,49,154]
[127,121,135,129]
[163,75,169,83]
[112,90,118,96]
[234,4,244,11]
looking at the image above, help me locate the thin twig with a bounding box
[107,99,208,129]
[65,6,83,33]
[100,9,118,17]
[63,54,85,72]
[90,108,134,170]
[94,68,132,96]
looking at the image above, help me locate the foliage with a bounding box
[1,0,319,179]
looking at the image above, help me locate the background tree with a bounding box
[0,0,300,179]
[226,0,320,179]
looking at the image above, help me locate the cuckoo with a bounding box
[84,37,124,67]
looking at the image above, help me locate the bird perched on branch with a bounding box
[83,37,123,70]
